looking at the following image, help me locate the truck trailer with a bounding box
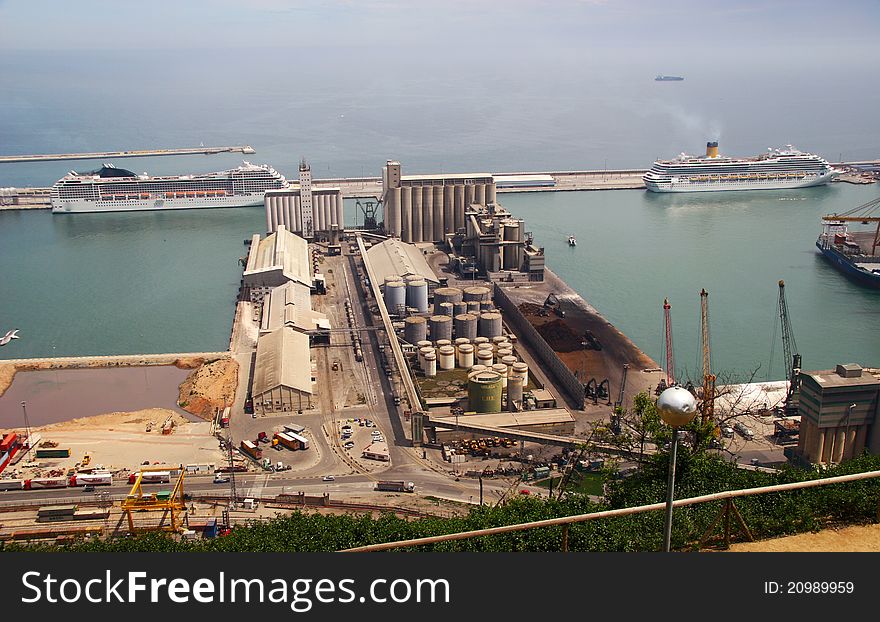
[375,480,415,493]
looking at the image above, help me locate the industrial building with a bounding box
[429,409,575,444]
[366,238,440,284]
[792,364,880,465]
[252,328,315,415]
[259,281,330,337]
[243,225,314,303]
[264,159,344,239]
[381,160,497,244]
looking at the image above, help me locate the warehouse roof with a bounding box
[243,225,312,287]
[366,238,439,284]
[259,281,330,334]
[401,172,494,184]
[253,328,313,396]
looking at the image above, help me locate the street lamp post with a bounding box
[657,386,697,552]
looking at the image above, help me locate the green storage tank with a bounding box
[468,371,503,413]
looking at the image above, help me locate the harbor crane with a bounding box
[823,196,880,255]
[776,280,801,415]
[657,298,675,394]
[699,289,716,426]
[121,464,187,533]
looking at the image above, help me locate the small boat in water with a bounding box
[568,235,577,247]
[816,196,880,288]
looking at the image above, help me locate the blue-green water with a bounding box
[1,185,877,382]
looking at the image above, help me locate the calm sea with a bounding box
[1,50,878,380]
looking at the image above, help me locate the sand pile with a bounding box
[36,408,188,432]
[0,363,15,397]
[177,358,239,420]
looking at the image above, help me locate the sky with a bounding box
[0,0,878,62]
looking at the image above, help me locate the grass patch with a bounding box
[534,471,605,496]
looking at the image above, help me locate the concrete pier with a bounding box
[0,145,255,163]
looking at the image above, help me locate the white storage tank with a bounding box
[507,374,524,411]
[473,336,490,346]
[492,336,509,347]
[469,364,488,375]
[476,349,494,367]
[406,279,429,312]
[454,337,471,347]
[457,343,475,368]
[438,345,456,370]
[492,363,509,389]
[419,346,435,370]
[424,352,437,377]
[511,362,529,387]
[436,339,452,348]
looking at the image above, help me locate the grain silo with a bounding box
[411,187,423,244]
[432,185,444,241]
[385,186,402,238]
[454,313,478,341]
[468,371,503,413]
[424,352,437,377]
[476,349,494,367]
[507,375,523,411]
[511,362,529,387]
[453,184,465,232]
[419,346,436,370]
[453,301,467,316]
[406,279,429,312]
[433,286,464,313]
[480,301,495,312]
[401,186,413,243]
[437,302,455,317]
[403,316,427,345]
[422,186,433,242]
[428,315,453,342]
[478,312,503,338]
[463,286,490,302]
[470,364,488,374]
[435,339,452,348]
[466,301,481,315]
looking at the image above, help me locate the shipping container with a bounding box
[69,472,112,486]
[34,448,72,459]
[0,433,18,453]
[287,432,310,450]
[240,440,262,461]
[37,505,77,517]
[0,479,25,491]
[273,432,299,451]
[25,477,69,489]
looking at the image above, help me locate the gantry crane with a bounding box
[777,280,801,415]
[822,196,880,255]
[699,289,716,426]
[661,298,675,391]
[121,464,187,533]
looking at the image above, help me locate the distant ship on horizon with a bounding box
[655,75,684,81]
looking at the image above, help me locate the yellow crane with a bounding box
[121,464,187,533]
[699,289,716,426]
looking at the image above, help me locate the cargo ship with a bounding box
[644,142,837,193]
[816,197,880,288]
[51,161,288,213]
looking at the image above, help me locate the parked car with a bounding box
[734,422,755,440]
[322,475,335,482]
[721,426,734,438]
[213,474,230,484]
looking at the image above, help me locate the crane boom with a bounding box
[663,298,675,385]
[777,280,801,413]
[699,289,716,425]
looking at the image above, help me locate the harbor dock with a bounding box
[0,145,255,164]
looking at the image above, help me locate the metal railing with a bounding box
[341,469,880,552]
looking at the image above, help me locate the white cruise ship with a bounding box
[51,162,288,213]
[643,142,837,193]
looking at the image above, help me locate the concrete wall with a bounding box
[493,285,585,409]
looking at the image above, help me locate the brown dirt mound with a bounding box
[0,363,15,397]
[535,319,582,352]
[518,302,545,316]
[177,358,239,420]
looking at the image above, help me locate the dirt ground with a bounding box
[6,408,224,478]
[727,523,880,552]
[0,364,13,397]
[177,358,239,420]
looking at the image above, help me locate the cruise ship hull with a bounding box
[645,173,834,193]
[52,194,265,213]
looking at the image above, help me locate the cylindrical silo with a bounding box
[386,187,402,237]
[411,187,423,243]
[454,313,478,341]
[417,339,433,349]
[424,352,437,377]
[438,345,455,370]
[480,301,495,312]
[476,349,494,367]
[473,336,490,346]
[511,362,529,387]
[486,182,497,205]
[404,316,427,345]
[433,287,464,313]
[437,302,454,317]
[454,184,465,232]
[406,279,429,312]
[400,186,412,243]
[496,348,513,361]
[463,286,490,302]
[474,183,486,205]
[507,375,523,411]
[492,335,509,347]
[454,337,471,348]
[419,345,435,370]
[453,301,467,316]
[457,343,474,369]
[464,184,475,211]
[468,371,503,413]
[501,355,518,369]
[432,185,444,242]
[492,364,509,389]
[384,281,406,315]
[428,315,453,342]
[385,274,403,286]
[436,339,452,348]
[293,195,302,233]
[470,364,488,375]
[324,194,332,232]
[422,186,433,242]
[478,312,503,338]
[443,185,454,234]
[467,301,481,315]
